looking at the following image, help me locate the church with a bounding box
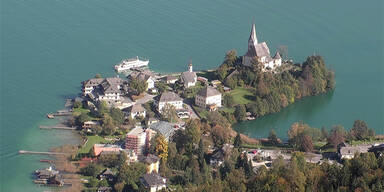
[242,24,282,71]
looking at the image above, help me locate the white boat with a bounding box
[115,56,149,72]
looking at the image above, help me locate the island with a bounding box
[27,23,384,192]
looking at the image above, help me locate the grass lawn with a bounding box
[192,105,210,119]
[228,88,254,105]
[78,135,108,154]
[197,70,217,81]
[220,107,235,114]
[73,107,91,116]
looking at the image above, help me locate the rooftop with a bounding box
[181,71,197,83]
[159,92,183,103]
[127,126,146,136]
[142,173,166,186]
[149,121,176,140]
[197,86,221,97]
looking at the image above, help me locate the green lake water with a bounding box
[1,0,383,191]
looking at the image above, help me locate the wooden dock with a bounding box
[39,125,77,130]
[19,150,66,155]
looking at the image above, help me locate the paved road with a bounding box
[183,98,200,119]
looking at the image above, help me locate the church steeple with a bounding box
[248,23,258,49]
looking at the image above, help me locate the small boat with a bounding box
[46,114,54,119]
[115,56,149,72]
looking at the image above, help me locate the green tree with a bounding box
[95,73,102,78]
[234,105,246,121]
[110,107,124,125]
[234,132,242,148]
[223,94,235,107]
[350,120,374,140]
[80,163,101,177]
[129,78,148,96]
[73,100,82,108]
[116,162,146,190]
[161,103,178,123]
[156,82,167,94]
[268,130,279,146]
[102,115,116,135]
[76,112,90,126]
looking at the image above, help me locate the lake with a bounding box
[1,0,383,191]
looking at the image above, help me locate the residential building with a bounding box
[149,121,176,141]
[130,104,146,119]
[143,154,160,174]
[210,144,234,167]
[141,173,167,192]
[82,78,104,96]
[125,126,148,156]
[93,144,121,156]
[156,92,183,112]
[338,142,370,159]
[128,71,155,90]
[82,120,100,129]
[180,62,197,88]
[242,23,282,71]
[163,76,178,84]
[97,187,112,192]
[97,168,115,181]
[195,86,222,110]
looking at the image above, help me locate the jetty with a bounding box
[19,150,66,155]
[39,125,77,130]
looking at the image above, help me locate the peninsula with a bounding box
[26,23,384,192]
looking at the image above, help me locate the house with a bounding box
[242,23,282,71]
[211,80,221,87]
[97,186,112,192]
[121,149,138,163]
[128,71,155,90]
[90,77,126,106]
[97,168,115,181]
[82,120,100,129]
[210,144,234,167]
[93,144,122,156]
[180,62,197,88]
[197,76,208,84]
[156,92,183,112]
[338,142,370,160]
[195,86,222,110]
[141,173,167,192]
[146,117,159,126]
[82,78,104,96]
[149,121,176,141]
[125,126,148,156]
[163,75,178,84]
[143,154,160,174]
[130,104,146,119]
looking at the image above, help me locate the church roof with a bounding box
[181,71,197,83]
[249,23,257,44]
[274,52,281,59]
[197,86,221,98]
[130,104,146,113]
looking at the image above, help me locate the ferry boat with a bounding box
[115,56,149,72]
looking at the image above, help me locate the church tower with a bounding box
[248,23,258,50]
[188,60,193,72]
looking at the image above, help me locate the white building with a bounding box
[130,104,146,119]
[195,86,222,110]
[181,62,197,88]
[157,92,183,112]
[242,24,282,71]
[141,173,167,192]
[82,78,105,96]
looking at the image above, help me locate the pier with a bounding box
[39,125,77,130]
[19,150,66,155]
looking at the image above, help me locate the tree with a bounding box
[129,78,147,96]
[234,133,242,148]
[155,135,169,162]
[116,162,146,190]
[97,101,109,117]
[95,73,102,78]
[223,94,235,107]
[224,49,237,67]
[268,130,279,146]
[350,120,374,140]
[156,82,167,94]
[211,125,230,147]
[328,125,347,148]
[80,163,100,177]
[73,100,82,108]
[300,134,313,152]
[234,105,246,121]
[110,107,124,125]
[161,103,178,123]
[185,120,201,153]
[102,115,116,135]
[76,112,90,126]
